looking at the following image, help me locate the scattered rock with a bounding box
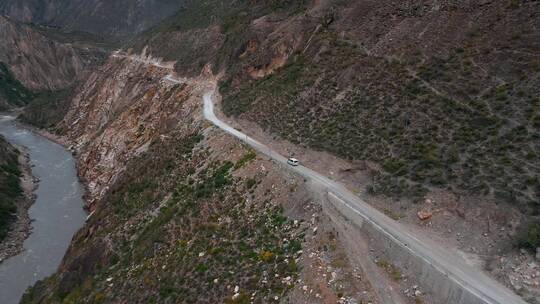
[417,210,432,221]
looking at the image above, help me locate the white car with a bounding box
[287,158,300,166]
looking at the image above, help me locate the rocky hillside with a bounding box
[0,0,186,39]
[124,1,540,300]
[131,0,540,216]
[224,0,540,214]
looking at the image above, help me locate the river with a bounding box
[0,115,86,304]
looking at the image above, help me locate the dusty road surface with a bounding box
[202,91,526,304]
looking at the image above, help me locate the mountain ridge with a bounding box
[0,0,187,39]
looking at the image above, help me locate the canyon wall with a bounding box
[0,16,104,91]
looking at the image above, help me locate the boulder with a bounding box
[417,210,432,221]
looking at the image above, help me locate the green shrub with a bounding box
[0,137,22,241]
[517,220,540,250]
[382,158,407,175]
[234,150,257,169]
[0,62,34,108]
[245,178,257,189]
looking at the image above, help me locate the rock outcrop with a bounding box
[59,54,213,206]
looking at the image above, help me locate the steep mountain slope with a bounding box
[15,0,540,303]
[223,0,540,214]
[0,132,35,263]
[0,0,186,38]
[132,0,540,215]
[0,16,105,92]
[0,15,106,129]
[0,62,33,110]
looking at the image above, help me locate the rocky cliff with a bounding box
[58,54,213,206]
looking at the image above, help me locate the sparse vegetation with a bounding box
[222,27,540,213]
[22,131,300,303]
[234,149,257,169]
[18,89,74,129]
[376,259,402,282]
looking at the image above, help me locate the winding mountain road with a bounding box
[122,51,525,304]
[202,92,526,304]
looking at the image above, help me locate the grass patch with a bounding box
[376,259,402,282]
[234,150,257,169]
